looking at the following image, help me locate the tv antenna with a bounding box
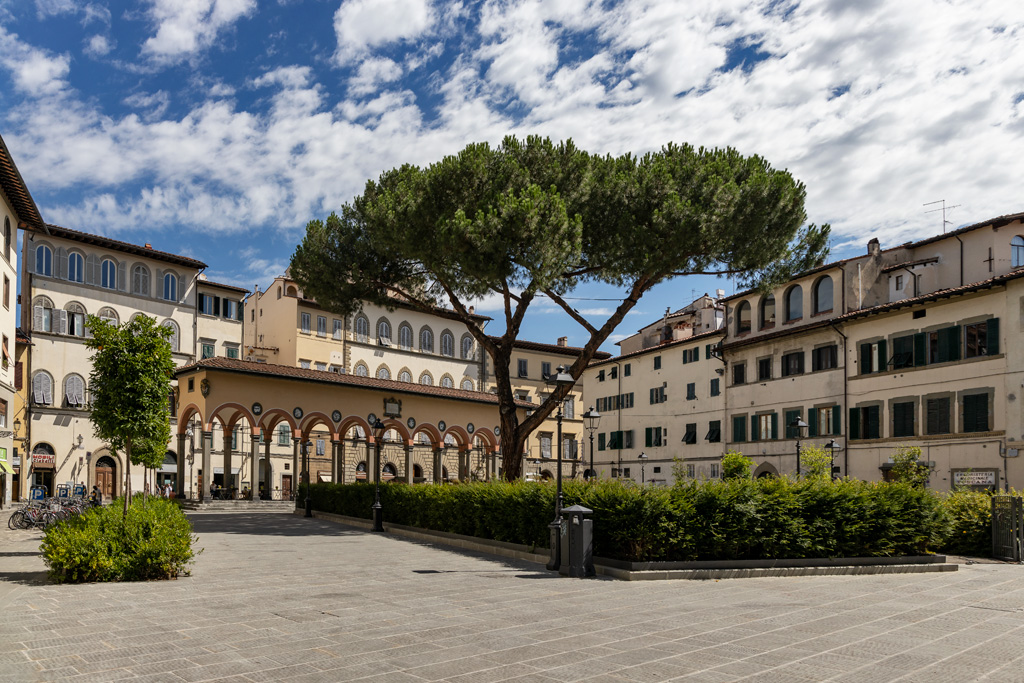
[923,199,960,233]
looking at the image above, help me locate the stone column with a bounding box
[176,432,187,498]
[331,441,342,483]
[459,449,469,481]
[433,448,443,483]
[291,437,300,499]
[222,429,233,494]
[262,436,272,498]
[200,431,212,501]
[249,432,259,502]
[405,445,414,483]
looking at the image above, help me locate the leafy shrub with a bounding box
[799,446,833,479]
[307,477,949,562]
[720,451,753,480]
[41,497,199,583]
[889,445,930,487]
[938,489,991,557]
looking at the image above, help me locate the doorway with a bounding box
[95,455,116,500]
[281,475,292,499]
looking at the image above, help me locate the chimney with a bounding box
[557,336,568,347]
[867,238,880,256]
[144,243,152,249]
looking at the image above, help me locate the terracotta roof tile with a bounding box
[0,133,44,230]
[492,336,612,360]
[43,223,206,269]
[199,279,250,294]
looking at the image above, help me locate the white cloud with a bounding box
[123,90,170,120]
[0,26,70,96]
[140,0,255,64]
[333,0,433,65]
[84,34,113,57]
[348,57,403,96]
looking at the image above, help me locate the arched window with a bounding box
[441,331,454,357]
[162,320,179,352]
[101,259,117,289]
[286,285,297,296]
[461,335,474,360]
[66,303,87,337]
[461,379,474,391]
[377,319,391,343]
[3,217,9,261]
[132,264,150,296]
[32,371,54,406]
[812,276,833,315]
[760,294,775,330]
[35,245,53,276]
[354,316,369,342]
[32,297,53,333]
[420,327,433,352]
[785,285,803,322]
[63,374,86,407]
[736,301,751,334]
[420,372,433,386]
[376,366,391,380]
[440,375,454,388]
[163,273,178,301]
[68,252,84,283]
[399,370,412,383]
[398,323,413,350]
[1013,236,1024,268]
[32,443,55,456]
[97,307,119,325]
[354,363,369,377]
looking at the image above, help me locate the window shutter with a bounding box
[155,269,163,297]
[237,303,244,321]
[57,309,68,335]
[705,344,711,359]
[213,296,221,316]
[808,408,818,437]
[32,373,42,404]
[860,343,872,374]
[770,413,778,440]
[33,306,44,331]
[986,318,1000,355]
[832,405,841,435]
[26,244,36,273]
[645,427,652,448]
[83,254,97,285]
[751,415,760,442]
[733,415,746,442]
[849,407,860,439]
[43,375,52,405]
[116,261,126,291]
[877,339,887,372]
[914,332,927,366]
[866,406,880,439]
[598,433,605,451]
[14,361,22,391]
[947,325,960,361]
[57,247,68,279]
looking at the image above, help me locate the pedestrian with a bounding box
[89,485,101,507]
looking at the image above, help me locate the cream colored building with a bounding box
[617,294,724,355]
[1,133,45,505]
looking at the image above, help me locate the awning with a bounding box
[213,467,241,474]
[159,463,178,473]
[0,460,13,474]
[318,473,331,482]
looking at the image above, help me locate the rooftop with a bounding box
[590,327,725,368]
[42,224,207,270]
[0,133,44,231]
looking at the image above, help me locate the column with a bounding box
[292,437,300,499]
[331,441,341,483]
[405,445,414,484]
[176,432,187,498]
[262,436,272,498]
[249,431,259,502]
[200,431,212,501]
[433,448,443,483]
[222,430,233,495]
[370,440,380,485]
[460,449,469,481]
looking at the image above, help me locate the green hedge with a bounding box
[41,497,200,583]
[937,489,992,557]
[304,478,949,562]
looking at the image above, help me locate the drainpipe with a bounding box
[829,320,849,477]
[953,235,964,286]
[191,267,206,360]
[901,266,919,298]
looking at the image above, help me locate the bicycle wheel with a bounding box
[8,510,24,529]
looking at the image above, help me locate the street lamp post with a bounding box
[186,425,196,501]
[302,439,312,517]
[638,451,648,484]
[371,418,385,532]
[790,418,809,476]
[827,439,838,480]
[582,407,600,481]
[546,365,576,571]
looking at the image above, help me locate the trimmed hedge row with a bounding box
[304,478,951,562]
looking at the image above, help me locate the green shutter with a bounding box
[877,339,888,372]
[645,427,652,448]
[785,410,799,438]
[947,325,961,361]
[914,332,927,366]
[598,433,606,451]
[860,343,873,374]
[751,415,760,442]
[213,296,220,317]
[682,351,689,365]
[832,405,842,435]
[849,407,860,440]
[866,406,880,439]
[770,413,778,440]
[987,317,1000,355]
[808,408,818,437]
[733,415,746,442]
[705,344,711,359]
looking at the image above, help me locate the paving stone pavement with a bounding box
[2,510,1024,682]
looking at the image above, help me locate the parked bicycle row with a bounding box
[7,495,93,530]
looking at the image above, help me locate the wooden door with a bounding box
[96,467,113,499]
[281,475,292,499]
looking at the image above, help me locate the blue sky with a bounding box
[1,0,1023,352]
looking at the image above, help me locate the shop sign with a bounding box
[953,471,996,486]
[33,453,56,466]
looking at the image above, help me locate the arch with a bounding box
[398,322,413,349]
[161,319,180,352]
[371,418,411,445]
[413,463,423,480]
[419,326,434,352]
[381,463,397,480]
[759,293,776,330]
[97,307,119,325]
[398,368,413,383]
[375,316,392,344]
[300,412,338,441]
[210,402,258,432]
[163,272,179,301]
[32,442,56,456]
[735,300,751,334]
[131,263,151,296]
[354,362,369,377]
[35,243,53,276]
[257,408,298,437]
[461,378,474,391]
[355,461,368,480]
[65,301,87,337]
[63,373,86,408]
[753,462,779,479]
[90,448,123,499]
[337,415,373,443]
[439,373,454,388]
[419,371,434,386]
[376,365,391,380]
[539,470,554,481]
[1012,235,1024,268]
[177,403,205,433]
[441,424,472,449]
[354,314,369,342]
[440,329,455,357]
[812,276,833,315]
[460,334,474,360]
[101,257,118,289]
[286,284,298,296]
[67,250,85,283]
[412,423,443,446]
[472,428,498,452]
[785,285,803,321]
[32,295,54,333]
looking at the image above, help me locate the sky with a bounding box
[1,0,1023,352]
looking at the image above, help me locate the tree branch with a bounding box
[542,289,598,336]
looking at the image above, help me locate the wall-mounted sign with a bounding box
[252,402,263,416]
[32,453,56,466]
[332,410,342,423]
[383,398,402,418]
[200,378,211,397]
[953,470,997,486]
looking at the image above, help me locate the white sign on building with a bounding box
[953,470,996,487]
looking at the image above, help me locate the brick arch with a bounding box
[472,428,498,453]
[301,412,337,440]
[177,403,205,434]
[442,425,471,449]
[412,423,443,447]
[258,409,298,438]
[373,418,411,445]
[210,402,257,432]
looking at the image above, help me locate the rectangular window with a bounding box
[609,365,617,379]
[542,362,552,379]
[564,398,575,419]
[686,383,696,400]
[278,425,290,446]
[850,405,881,439]
[0,399,6,428]
[811,345,838,371]
[3,275,8,309]
[315,362,327,371]
[300,312,311,334]
[598,370,605,382]
[646,426,666,447]
[223,299,237,320]
[226,347,239,359]
[682,423,696,445]
[624,364,631,377]
[201,343,215,359]
[540,434,552,458]
[706,420,721,443]
[733,363,746,385]
[649,386,666,404]
[317,316,327,337]
[686,464,695,478]
[654,356,661,370]
[758,357,772,381]
[893,401,915,437]
[781,351,804,377]
[231,427,238,450]
[598,433,606,451]
[817,407,835,437]
[710,463,720,479]
[928,326,961,364]
[517,359,528,378]
[299,360,311,369]
[896,274,903,290]
[964,320,1000,358]
[892,335,915,369]
[732,415,747,442]
[757,414,776,441]
[316,439,326,456]
[333,319,343,340]
[710,378,720,396]
[199,294,214,315]
[926,397,951,434]
[963,394,989,433]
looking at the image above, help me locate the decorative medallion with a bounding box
[293,407,304,420]
[252,402,263,416]
[438,420,446,432]
[367,412,378,425]
[494,426,500,436]
[467,423,475,434]
[383,397,402,418]
[407,417,416,429]
[331,410,342,423]
[200,378,211,397]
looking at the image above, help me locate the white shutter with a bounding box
[57,247,68,280]
[32,373,43,404]
[116,261,126,292]
[85,254,99,285]
[57,309,68,335]
[43,375,52,406]
[26,243,36,273]
[156,269,164,299]
[33,306,44,331]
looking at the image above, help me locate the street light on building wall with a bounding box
[545,365,575,572]
[582,407,600,481]
[790,418,809,476]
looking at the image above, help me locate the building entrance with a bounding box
[95,455,116,499]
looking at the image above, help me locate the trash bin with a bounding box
[560,504,594,578]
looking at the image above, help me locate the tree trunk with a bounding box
[123,441,132,517]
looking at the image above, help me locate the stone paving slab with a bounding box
[2,511,1024,681]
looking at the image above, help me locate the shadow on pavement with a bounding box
[187,512,366,537]
[0,570,49,586]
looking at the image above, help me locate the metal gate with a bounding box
[991,496,1023,562]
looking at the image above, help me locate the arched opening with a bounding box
[441,465,449,482]
[812,276,833,315]
[157,451,177,493]
[95,455,118,499]
[355,461,367,480]
[785,285,803,322]
[539,469,554,481]
[760,294,776,330]
[31,443,56,495]
[382,463,397,481]
[752,462,779,479]
[413,463,424,482]
[1013,235,1024,268]
[736,301,751,334]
